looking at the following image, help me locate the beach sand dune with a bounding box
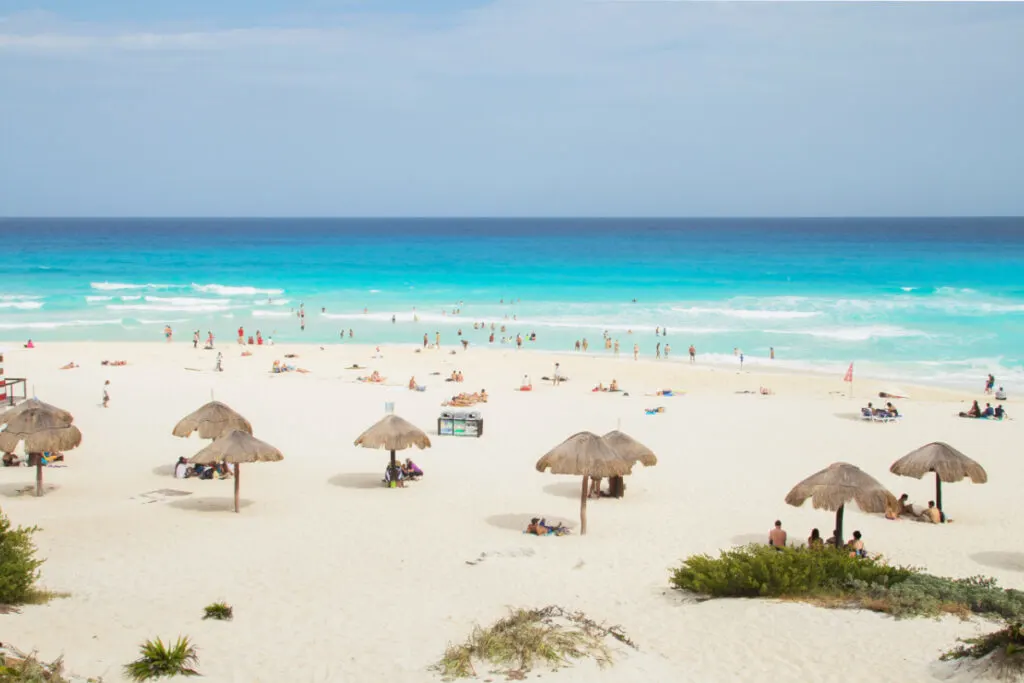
[0,341,1018,682]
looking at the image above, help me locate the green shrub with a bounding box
[202,602,233,621]
[852,575,1024,621]
[942,621,1024,680]
[123,637,199,681]
[669,544,913,598]
[0,507,45,605]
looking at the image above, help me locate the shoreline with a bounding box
[0,339,979,401]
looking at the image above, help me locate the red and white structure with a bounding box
[0,351,5,403]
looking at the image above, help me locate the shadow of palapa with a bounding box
[328,473,386,490]
[167,496,253,512]
[151,464,175,477]
[970,551,1024,573]
[0,482,58,498]
[485,513,574,532]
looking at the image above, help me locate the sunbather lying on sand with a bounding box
[60,362,78,370]
[525,517,570,536]
[645,406,665,415]
[646,389,681,397]
[101,360,128,366]
[273,360,310,374]
[442,390,488,407]
[357,371,385,383]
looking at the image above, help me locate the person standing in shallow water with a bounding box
[689,344,696,363]
[656,342,661,359]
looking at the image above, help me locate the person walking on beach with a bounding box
[102,380,110,408]
[215,352,223,372]
[206,331,215,349]
[689,344,696,364]
[553,362,561,386]
[582,338,588,352]
[740,353,745,370]
[633,344,639,361]
[238,326,244,345]
[164,325,173,342]
[770,347,775,360]
[664,343,671,358]
[985,374,995,394]
[423,333,428,349]
[192,330,199,349]
[656,342,661,359]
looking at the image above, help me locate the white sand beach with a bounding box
[0,340,1020,682]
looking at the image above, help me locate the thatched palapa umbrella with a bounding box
[173,401,253,440]
[536,431,633,535]
[353,414,431,487]
[189,430,283,513]
[601,430,657,498]
[785,462,897,548]
[890,442,986,520]
[0,406,82,497]
[1,398,73,426]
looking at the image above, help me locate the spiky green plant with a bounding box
[202,602,233,621]
[123,637,199,681]
[0,507,45,606]
[0,652,69,683]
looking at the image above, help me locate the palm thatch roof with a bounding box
[0,408,83,453]
[189,430,283,465]
[354,414,431,451]
[173,401,253,440]
[602,430,657,467]
[536,431,633,478]
[0,398,73,426]
[785,462,896,513]
[890,442,987,484]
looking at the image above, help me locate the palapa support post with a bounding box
[834,505,844,548]
[579,475,589,535]
[34,454,43,498]
[935,473,944,522]
[389,449,398,489]
[233,463,240,513]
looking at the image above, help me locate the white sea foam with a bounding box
[252,310,292,318]
[91,282,183,291]
[145,296,231,306]
[671,306,820,320]
[252,298,291,306]
[86,296,113,302]
[0,301,44,310]
[107,303,231,313]
[191,283,283,296]
[0,318,123,330]
[766,325,929,342]
[0,294,42,301]
[900,287,917,292]
[136,318,189,324]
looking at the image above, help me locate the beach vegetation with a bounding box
[670,544,1024,621]
[123,637,199,681]
[202,602,233,621]
[432,605,636,680]
[941,621,1024,681]
[0,652,69,683]
[0,507,47,606]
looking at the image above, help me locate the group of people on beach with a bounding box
[383,458,423,487]
[173,456,232,480]
[959,400,1007,420]
[770,520,867,557]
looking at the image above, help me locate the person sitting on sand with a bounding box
[921,500,942,524]
[760,386,774,395]
[241,350,253,357]
[174,456,191,479]
[408,376,418,391]
[959,400,982,418]
[995,404,1006,419]
[896,493,915,517]
[768,520,787,550]
[983,403,995,418]
[2,452,21,467]
[847,530,866,558]
[383,465,405,487]
[593,382,606,392]
[404,459,423,479]
[60,361,78,370]
[995,386,1007,401]
[368,370,383,382]
[609,379,619,392]
[24,339,35,349]
[807,528,824,549]
[825,529,840,547]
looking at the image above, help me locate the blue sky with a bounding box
[1,1,1022,217]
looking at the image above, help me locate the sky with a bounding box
[1,1,1022,217]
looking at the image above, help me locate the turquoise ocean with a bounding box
[1,217,1022,390]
